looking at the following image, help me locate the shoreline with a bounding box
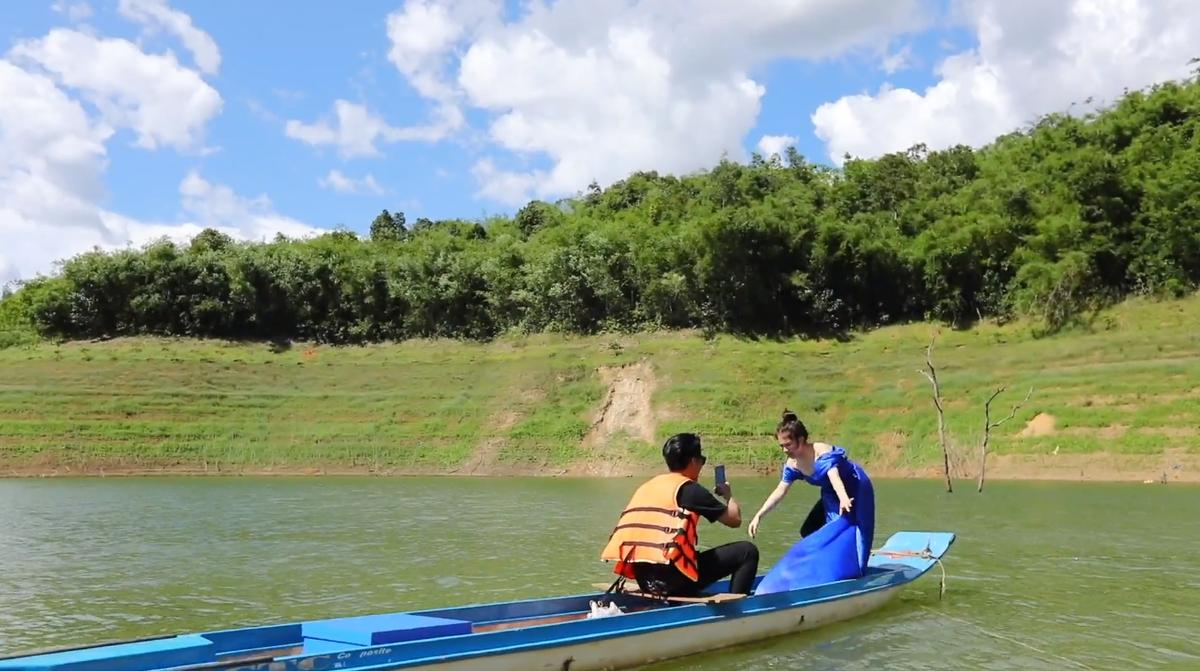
[3,452,1196,483]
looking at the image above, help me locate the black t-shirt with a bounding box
[676,481,727,523]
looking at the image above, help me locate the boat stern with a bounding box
[867,531,956,576]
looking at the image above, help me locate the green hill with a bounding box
[2,295,1196,482]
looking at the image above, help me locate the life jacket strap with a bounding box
[612,522,684,534]
[620,506,689,518]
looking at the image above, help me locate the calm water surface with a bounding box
[0,477,1197,669]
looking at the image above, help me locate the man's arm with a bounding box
[678,481,739,528]
[714,482,742,528]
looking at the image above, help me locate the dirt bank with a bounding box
[4,450,1197,483]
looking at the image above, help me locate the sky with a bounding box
[2,0,1199,287]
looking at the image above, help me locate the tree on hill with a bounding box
[4,75,1200,344]
[370,209,406,242]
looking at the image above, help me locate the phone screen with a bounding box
[714,464,726,486]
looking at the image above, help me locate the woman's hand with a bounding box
[838,497,854,515]
[748,515,761,538]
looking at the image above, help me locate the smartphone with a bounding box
[714,464,726,487]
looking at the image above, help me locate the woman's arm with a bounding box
[826,466,854,514]
[748,480,792,537]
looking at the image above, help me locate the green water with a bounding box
[0,477,1196,669]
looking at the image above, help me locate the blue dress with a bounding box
[755,446,876,594]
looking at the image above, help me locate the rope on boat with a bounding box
[869,547,947,599]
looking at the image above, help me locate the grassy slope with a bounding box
[0,295,1197,477]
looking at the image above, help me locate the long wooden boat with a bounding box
[0,531,953,671]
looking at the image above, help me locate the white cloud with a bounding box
[0,59,116,284]
[282,0,494,161]
[373,0,926,204]
[1,169,318,287]
[118,0,221,74]
[10,28,222,150]
[880,44,912,74]
[51,1,93,22]
[319,169,389,195]
[179,171,320,240]
[812,0,1200,162]
[470,158,542,206]
[0,24,315,287]
[757,134,797,158]
[285,99,461,158]
[461,26,772,204]
[386,0,499,102]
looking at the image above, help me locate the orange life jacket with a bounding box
[600,472,700,581]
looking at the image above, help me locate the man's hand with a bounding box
[748,515,761,538]
[838,497,854,515]
[715,482,732,499]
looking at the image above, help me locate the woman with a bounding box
[749,410,875,578]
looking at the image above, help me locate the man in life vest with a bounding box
[601,433,760,596]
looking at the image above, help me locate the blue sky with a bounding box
[2,0,1196,285]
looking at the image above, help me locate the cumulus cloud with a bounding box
[318,169,388,195]
[880,44,912,74]
[118,0,221,74]
[0,59,115,285]
[1,171,319,286]
[298,0,907,204]
[10,28,222,150]
[757,134,797,158]
[458,27,768,204]
[812,0,1200,162]
[386,0,499,103]
[470,158,542,206]
[51,1,93,22]
[1,12,315,287]
[179,171,319,240]
[285,99,461,157]
[282,0,494,162]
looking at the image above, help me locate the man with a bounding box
[600,433,760,596]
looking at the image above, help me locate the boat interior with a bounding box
[0,585,717,671]
[2,554,929,671]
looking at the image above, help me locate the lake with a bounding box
[0,476,1196,669]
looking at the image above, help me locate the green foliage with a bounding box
[514,200,564,238]
[8,76,1200,343]
[369,209,406,242]
[0,281,42,348]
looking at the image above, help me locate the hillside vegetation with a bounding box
[1,296,1196,480]
[3,78,1200,346]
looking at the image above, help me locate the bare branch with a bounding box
[990,386,1033,430]
[919,334,952,493]
[979,386,1034,492]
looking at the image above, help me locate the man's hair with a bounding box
[663,433,701,471]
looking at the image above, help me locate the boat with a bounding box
[0,530,954,671]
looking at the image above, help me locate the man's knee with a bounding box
[729,540,759,563]
[744,542,759,563]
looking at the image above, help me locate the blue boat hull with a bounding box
[0,531,954,671]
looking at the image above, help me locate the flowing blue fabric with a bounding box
[755,447,875,594]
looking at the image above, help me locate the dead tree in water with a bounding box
[918,335,953,493]
[979,385,1033,492]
